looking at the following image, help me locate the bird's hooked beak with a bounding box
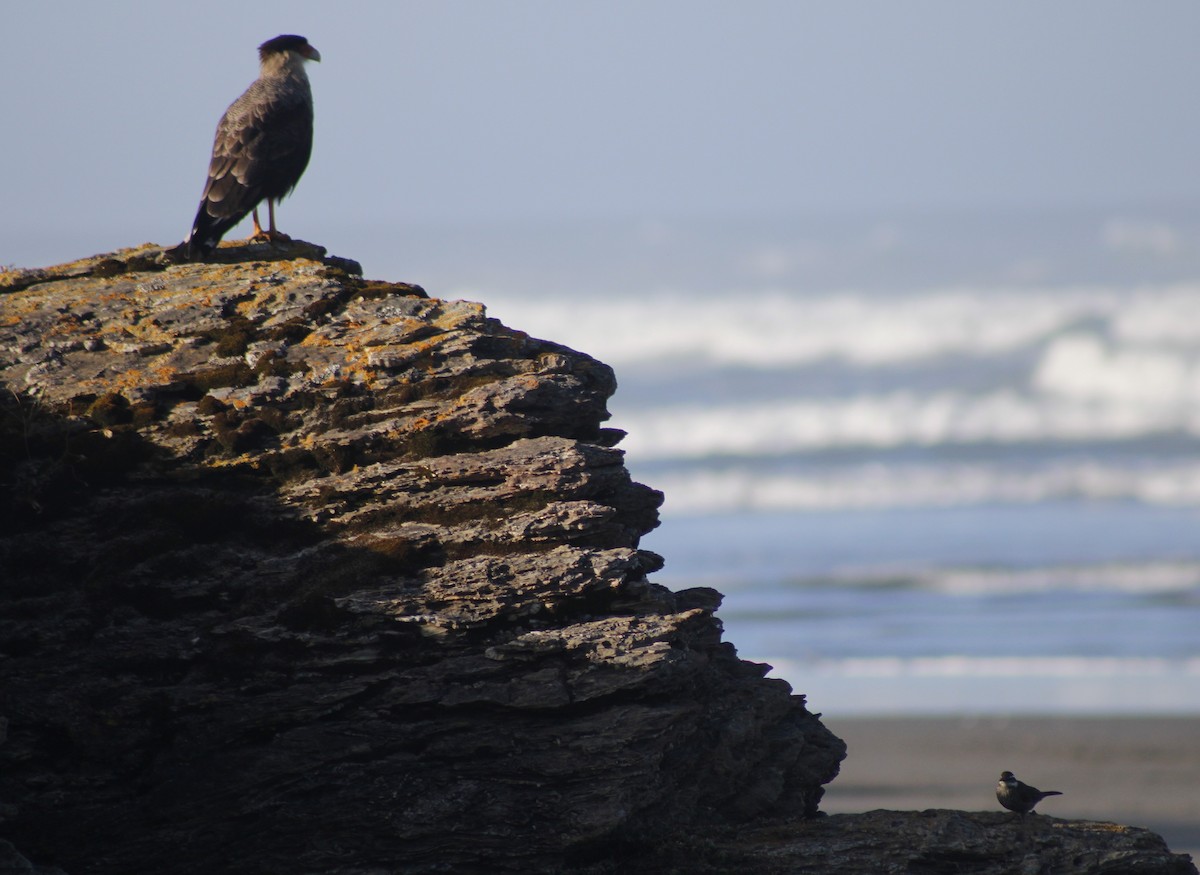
[302,44,321,62]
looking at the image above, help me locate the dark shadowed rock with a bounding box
[1,242,1193,874]
[599,810,1196,874]
[0,241,842,874]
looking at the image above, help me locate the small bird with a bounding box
[996,770,1062,817]
[175,34,320,260]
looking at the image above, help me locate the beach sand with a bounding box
[820,716,1200,862]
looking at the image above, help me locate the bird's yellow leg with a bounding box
[251,208,265,239]
[265,199,291,242]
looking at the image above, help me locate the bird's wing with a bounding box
[199,82,313,219]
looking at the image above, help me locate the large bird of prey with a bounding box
[176,34,320,260]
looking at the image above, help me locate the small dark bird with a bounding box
[176,34,320,260]
[996,770,1062,817]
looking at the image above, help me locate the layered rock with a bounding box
[4,243,1195,875]
[620,810,1198,874]
[0,242,844,874]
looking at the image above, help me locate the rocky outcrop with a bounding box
[2,242,1193,875]
[0,242,843,874]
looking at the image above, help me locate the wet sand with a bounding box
[820,716,1200,862]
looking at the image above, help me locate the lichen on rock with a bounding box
[0,241,845,874]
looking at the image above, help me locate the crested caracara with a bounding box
[176,34,320,260]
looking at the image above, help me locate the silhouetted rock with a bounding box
[3,242,1193,873]
[604,809,1196,874]
[0,241,844,874]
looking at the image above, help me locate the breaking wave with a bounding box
[615,392,1200,460]
[789,655,1200,678]
[648,458,1200,511]
[764,656,1200,715]
[482,282,1200,369]
[645,460,1200,513]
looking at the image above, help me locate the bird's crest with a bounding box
[259,35,315,61]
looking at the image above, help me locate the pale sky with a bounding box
[4,1,1200,274]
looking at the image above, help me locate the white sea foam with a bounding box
[485,282,1200,456]
[696,554,1200,595]
[480,282,1200,369]
[765,560,1200,595]
[761,656,1200,715]
[615,391,1200,461]
[643,460,1200,513]
[1034,332,1200,405]
[1110,285,1200,344]
[793,655,1200,678]
[913,562,1200,596]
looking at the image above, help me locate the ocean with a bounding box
[430,206,1200,717]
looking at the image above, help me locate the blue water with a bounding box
[468,210,1200,715]
[635,503,1200,714]
[640,503,1200,584]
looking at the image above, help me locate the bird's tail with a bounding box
[176,204,244,261]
